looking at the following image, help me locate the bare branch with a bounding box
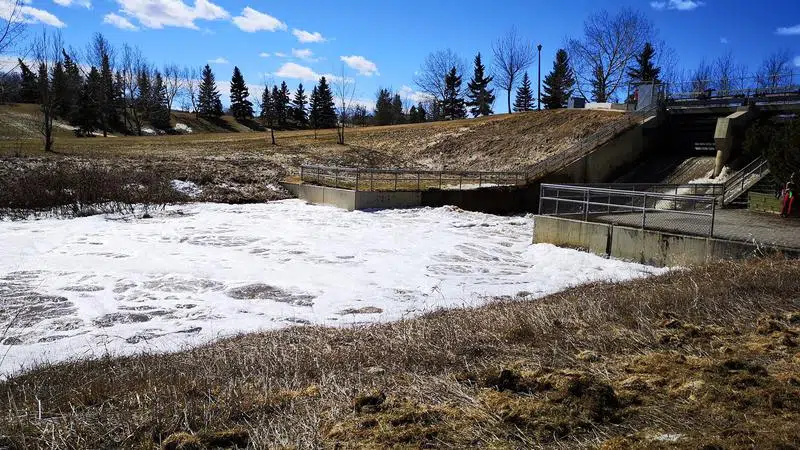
[413,49,464,103]
[492,26,535,113]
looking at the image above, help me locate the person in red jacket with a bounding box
[781,173,796,217]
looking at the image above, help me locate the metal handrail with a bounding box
[722,157,770,204]
[539,183,717,237]
[573,182,724,197]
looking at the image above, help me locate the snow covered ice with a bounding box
[0,200,666,376]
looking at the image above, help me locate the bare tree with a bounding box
[413,49,464,106]
[182,66,200,117]
[756,50,793,90]
[120,44,148,135]
[568,8,653,102]
[492,27,535,114]
[86,33,115,137]
[333,66,356,145]
[0,0,25,60]
[164,64,180,112]
[32,29,64,152]
[690,60,713,99]
[713,52,747,96]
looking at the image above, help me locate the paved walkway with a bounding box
[590,209,800,249]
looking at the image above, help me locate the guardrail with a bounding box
[575,183,724,198]
[539,183,717,237]
[721,157,770,205]
[300,165,528,191]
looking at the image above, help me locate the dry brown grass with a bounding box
[1,258,798,448]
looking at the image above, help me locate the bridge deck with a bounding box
[589,209,800,249]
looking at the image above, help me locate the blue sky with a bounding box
[5,0,800,112]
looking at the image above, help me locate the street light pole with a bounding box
[537,44,542,110]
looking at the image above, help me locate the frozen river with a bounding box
[0,200,665,376]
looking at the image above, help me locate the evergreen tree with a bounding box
[316,76,337,128]
[627,42,661,83]
[408,105,419,123]
[50,61,70,119]
[466,52,495,117]
[428,100,441,122]
[229,66,253,121]
[542,49,576,109]
[271,83,287,129]
[309,84,320,136]
[198,64,222,118]
[260,84,277,144]
[441,67,466,120]
[416,102,427,123]
[513,72,535,112]
[150,71,171,129]
[374,88,393,126]
[391,93,404,124]
[99,53,116,136]
[292,83,308,127]
[62,51,82,122]
[18,59,39,103]
[74,67,101,136]
[136,68,152,121]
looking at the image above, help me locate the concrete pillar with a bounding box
[713,107,754,177]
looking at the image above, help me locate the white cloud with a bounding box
[53,0,91,7]
[259,52,270,58]
[291,48,319,62]
[399,85,433,104]
[720,37,728,44]
[292,28,326,43]
[232,6,285,32]
[650,0,704,11]
[273,62,341,83]
[115,0,229,30]
[208,57,229,64]
[0,0,66,27]
[273,52,287,58]
[103,12,138,30]
[777,24,800,36]
[340,55,379,76]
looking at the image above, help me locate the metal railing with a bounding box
[539,183,717,237]
[526,104,659,182]
[300,165,528,191]
[721,157,771,205]
[666,72,800,106]
[575,183,725,198]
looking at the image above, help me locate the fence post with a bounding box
[439,172,443,189]
[300,166,304,183]
[583,189,589,221]
[394,172,398,191]
[479,173,483,187]
[710,200,716,237]
[641,193,647,229]
[417,173,420,191]
[317,168,321,184]
[355,170,359,191]
[555,188,560,215]
[459,174,463,190]
[370,172,374,191]
[335,169,339,188]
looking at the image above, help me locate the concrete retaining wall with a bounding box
[356,191,422,210]
[533,215,799,267]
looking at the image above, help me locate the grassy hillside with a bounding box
[1,258,798,448]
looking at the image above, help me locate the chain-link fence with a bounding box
[539,183,717,237]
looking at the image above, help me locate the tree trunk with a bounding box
[270,128,276,145]
[507,90,512,114]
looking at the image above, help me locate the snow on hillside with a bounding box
[0,201,666,376]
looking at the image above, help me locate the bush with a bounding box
[744,117,800,182]
[0,163,187,218]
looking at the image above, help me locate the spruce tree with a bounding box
[271,84,285,129]
[50,61,70,119]
[627,42,661,83]
[514,72,535,112]
[441,67,466,120]
[100,53,116,136]
[316,76,337,128]
[292,83,308,127]
[408,105,419,123]
[18,59,39,103]
[466,52,495,117]
[74,67,101,136]
[542,49,576,109]
[150,72,171,129]
[260,85,277,144]
[198,64,222,118]
[391,93,404,124]
[136,68,152,121]
[416,102,427,123]
[374,88,393,126]
[229,66,253,121]
[309,84,320,137]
